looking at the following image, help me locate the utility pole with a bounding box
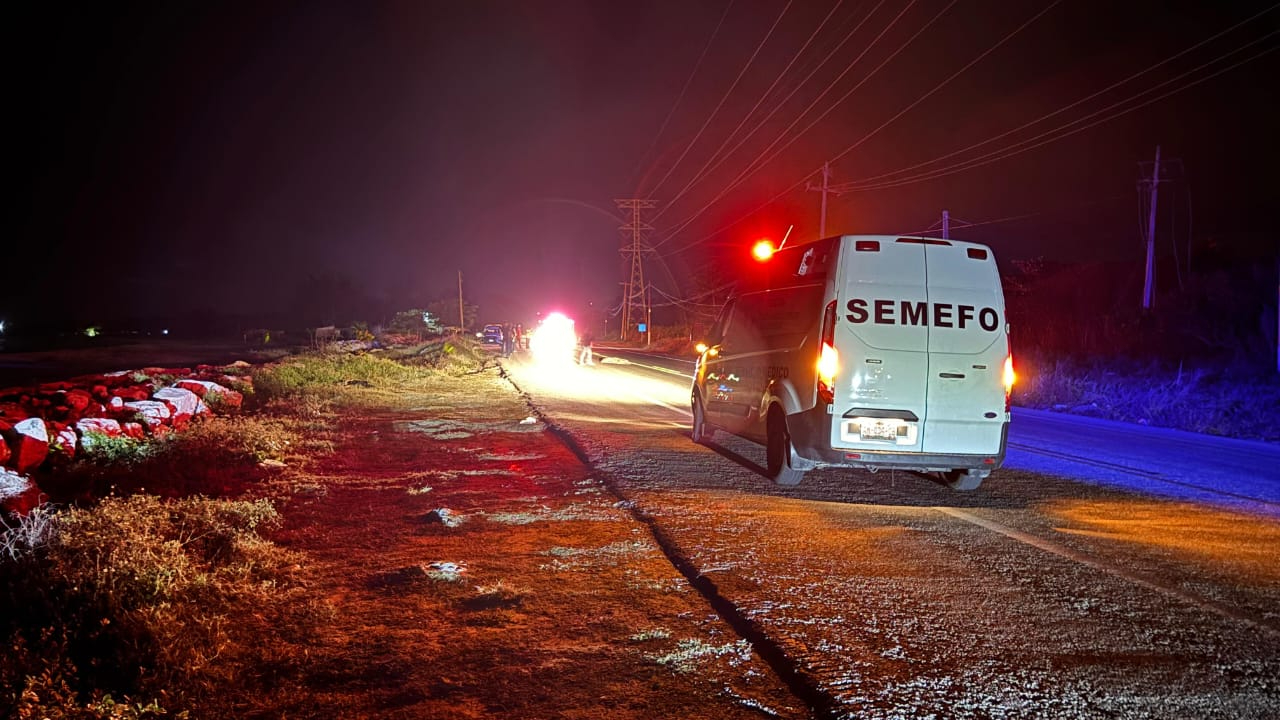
[616,198,655,342]
[806,161,843,238]
[942,210,950,240]
[1141,146,1162,310]
[646,284,653,350]
[457,271,465,330]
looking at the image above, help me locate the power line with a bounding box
[831,2,1279,191]
[839,29,1278,192]
[643,1,794,198]
[652,0,934,247]
[659,0,847,212]
[660,2,1273,259]
[821,0,1066,178]
[839,8,1280,192]
[661,0,1059,256]
[632,0,736,194]
[649,0,892,232]
[895,194,1129,235]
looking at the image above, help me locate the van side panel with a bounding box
[707,285,824,438]
[920,242,1008,455]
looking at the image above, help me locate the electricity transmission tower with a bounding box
[616,199,656,341]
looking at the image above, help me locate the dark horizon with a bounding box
[8,1,1278,334]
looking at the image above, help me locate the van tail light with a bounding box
[1002,353,1016,412]
[817,300,838,404]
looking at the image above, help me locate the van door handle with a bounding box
[939,372,965,379]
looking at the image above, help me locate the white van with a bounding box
[691,235,1014,490]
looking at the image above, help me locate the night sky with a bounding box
[9,0,1279,333]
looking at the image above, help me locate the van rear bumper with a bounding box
[788,406,1008,473]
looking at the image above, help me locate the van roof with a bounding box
[737,235,994,293]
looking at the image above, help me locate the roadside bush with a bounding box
[79,435,153,465]
[162,416,298,466]
[0,496,312,719]
[252,352,438,400]
[405,336,489,375]
[642,325,697,356]
[1012,354,1280,441]
[48,416,305,502]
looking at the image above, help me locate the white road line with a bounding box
[600,353,694,380]
[935,506,1280,639]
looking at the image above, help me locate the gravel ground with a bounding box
[502,353,1280,719]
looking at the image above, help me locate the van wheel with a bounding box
[766,408,805,487]
[691,394,714,444]
[944,469,987,491]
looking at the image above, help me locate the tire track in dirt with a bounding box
[501,367,843,720]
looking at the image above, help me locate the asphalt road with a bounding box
[593,346,1280,518]
[502,347,1280,718]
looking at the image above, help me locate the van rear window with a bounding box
[730,285,825,352]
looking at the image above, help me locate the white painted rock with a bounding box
[154,386,207,418]
[76,418,123,449]
[175,379,242,409]
[53,427,78,458]
[10,418,49,473]
[0,467,42,516]
[124,400,171,429]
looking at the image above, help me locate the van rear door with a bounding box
[919,242,1007,455]
[830,238,929,451]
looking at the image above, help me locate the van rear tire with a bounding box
[691,394,714,444]
[944,469,987,491]
[766,408,805,487]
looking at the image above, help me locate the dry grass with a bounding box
[0,496,317,719]
[50,415,309,501]
[251,337,491,404]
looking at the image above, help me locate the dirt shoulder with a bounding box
[258,369,804,719]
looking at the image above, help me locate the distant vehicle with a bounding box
[479,324,504,344]
[691,234,1014,490]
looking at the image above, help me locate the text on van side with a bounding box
[846,299,999,331]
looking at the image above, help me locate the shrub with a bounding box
[0,496,307,718]
[1012,354,1280,441]
[50,416,305,501]
[79,435,152,465]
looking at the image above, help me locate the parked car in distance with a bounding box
[479,324,504,345]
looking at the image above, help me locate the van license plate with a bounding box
[860,420,897,441]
